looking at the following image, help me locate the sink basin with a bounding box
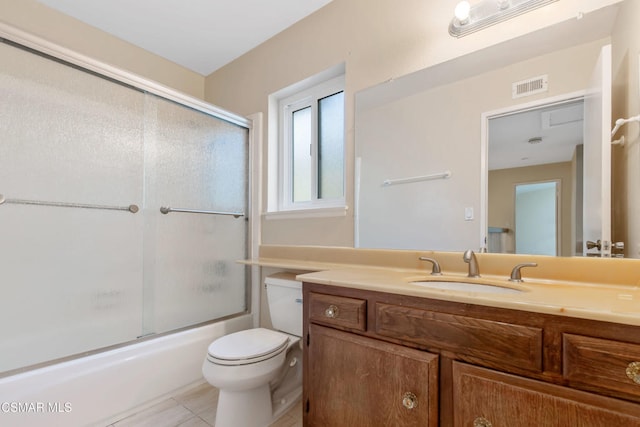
[411,281,523,294]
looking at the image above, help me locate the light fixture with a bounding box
[449,0,559,38]
[454,1,471,24]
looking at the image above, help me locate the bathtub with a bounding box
[0,314,252,427]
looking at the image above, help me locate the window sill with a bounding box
[263,206,349,220]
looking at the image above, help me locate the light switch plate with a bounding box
[464,207,474,221]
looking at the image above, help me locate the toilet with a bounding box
[202,273,303,427]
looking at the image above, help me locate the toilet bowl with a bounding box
[202,273,303,427]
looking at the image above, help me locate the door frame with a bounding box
[480,90,586,252]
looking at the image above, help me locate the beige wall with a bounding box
[489,162,574,256]
[611,0,640,258]
[0,0,205,99]
[205,0,622,248]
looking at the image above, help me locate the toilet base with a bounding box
[215,384,272,427]
[271,345,303,421]
[271,384,302,422]
[212,345,302,427]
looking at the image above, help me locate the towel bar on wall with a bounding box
[159,206,244,218]
[0,194,139,213]
[382,170,452,186]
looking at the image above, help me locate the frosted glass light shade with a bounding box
[454,1,471,23]
[449,0,559,38]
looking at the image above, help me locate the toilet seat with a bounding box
[207,328,290,366]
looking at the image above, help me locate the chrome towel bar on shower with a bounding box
[0,194,139,213]
[159,206,244,218]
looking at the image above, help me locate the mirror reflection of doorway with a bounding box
[484,44,611,257]
[486,97,584,256]
[515,181,560,256]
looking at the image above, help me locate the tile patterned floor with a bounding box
[108,382,302,427]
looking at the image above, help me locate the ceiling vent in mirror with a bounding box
[541,102,584,129]
[512,74,548,99]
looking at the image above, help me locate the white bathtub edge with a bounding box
[0,315,252,427]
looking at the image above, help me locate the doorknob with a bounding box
[612,241,625,258]
[586,240,601,250]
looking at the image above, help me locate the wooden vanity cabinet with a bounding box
[307,324,439,426]
[452,362,640,426]
[302,282,640,426]
[563,334,640,402]
[304,290,439,426]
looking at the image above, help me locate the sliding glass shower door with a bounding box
[143,95,248,335]
[0,39,249,374]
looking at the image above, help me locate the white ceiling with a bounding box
[38,0,334,76]
[489,99,584,171]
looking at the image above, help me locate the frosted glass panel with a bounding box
[0,42,144,372]
[0,43,144,206]
[144,95,248,334]
[292,106,312,202]
[0,207,143,372]
[149,213,247,332]
[146,96,247,213]
[318,91,345,199]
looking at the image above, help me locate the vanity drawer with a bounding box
[308,292,367,331]
[375,303,543,373]
[563,334,640,402]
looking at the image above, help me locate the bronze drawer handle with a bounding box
[402,392,417,409]
[474,417,493,427]
[324,304,339,318]
[626,361,640,384]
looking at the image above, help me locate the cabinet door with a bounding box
[452,362,640,426]
[306,324,438,426]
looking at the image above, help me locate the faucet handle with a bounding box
[419,257,442,275]
[509,262,538,282]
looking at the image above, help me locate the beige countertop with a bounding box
[296,267,640,326]
[244,245,640,327]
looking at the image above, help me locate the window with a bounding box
[277,75,345,212]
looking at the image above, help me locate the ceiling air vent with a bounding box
[512,75,548,99]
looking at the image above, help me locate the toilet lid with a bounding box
[207,328,289,362]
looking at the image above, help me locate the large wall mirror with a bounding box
[354,1,636,258]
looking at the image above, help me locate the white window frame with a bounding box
[276,74,346,212]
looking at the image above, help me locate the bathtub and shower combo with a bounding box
[0,25,254,426]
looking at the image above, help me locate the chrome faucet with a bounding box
[463,249,480,278]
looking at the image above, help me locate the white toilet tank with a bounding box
[265,273,303,337]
